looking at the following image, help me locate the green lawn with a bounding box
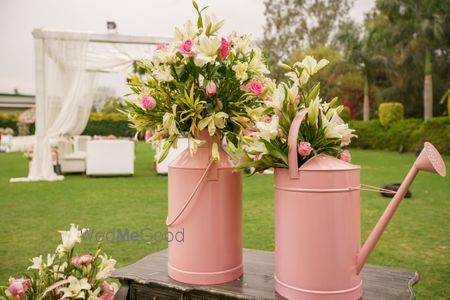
[1,143,449,299]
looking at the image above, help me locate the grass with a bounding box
[0,143,449,299]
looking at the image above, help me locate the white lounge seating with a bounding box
[155,138,189,174]
[58,135,92,173]
[86,140,135,176]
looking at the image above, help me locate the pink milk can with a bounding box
[167,132,243,285]
[274,109,446,300]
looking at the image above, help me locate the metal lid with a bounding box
[299,154,360,171]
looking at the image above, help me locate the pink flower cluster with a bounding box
[141,95,157,110]
[240,80,265,96]
[206,81,217,96]
[298,141,312,157]
[219,37,230,59]
[7,278,32,298]
[180,39,195,56]
[99,282,115,300]
[340,150,351,162]
[71,255,94,266]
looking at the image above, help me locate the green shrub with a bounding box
[82,113,134,137]
[349,117,450,155]
[422,117,450,154]
[378,102,404,128]
[0,113,18,134]
[340,107,351,122]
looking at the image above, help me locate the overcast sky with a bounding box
[0,0,375,96]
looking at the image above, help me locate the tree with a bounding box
[262,0,353,79]
[378,0,450,119]
[334,20,393,121]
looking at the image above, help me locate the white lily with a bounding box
[28,255,43,272]
[198,112,229,136]
[234,34,252,54]
[162,105,179,135]
[174,20,197,41]
[321,111,355,140]
[308,96,322,128]
[152,64,174,82]
[204,14,224,36]
[256,115,279,141]
[298,56,329,76]
[95,254,117,280]
[188,136,206,156]
[211,142,220,161]
[271,84,285,111]
[232,61,249,83]
[152,44,177,65]
[57,224,84,254]
[193,35,221,67]
[59,276,91,299]
[248,49,269,76]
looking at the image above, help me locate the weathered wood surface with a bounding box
[111,248,418,300]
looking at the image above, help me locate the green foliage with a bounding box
[0,112,18,133]
[341,107,351,122]
[378,102,404,128]
[422,117,450,154]
[262,0,352,79]
[349,117,450,154]
[82,113,135,137]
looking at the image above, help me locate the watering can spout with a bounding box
[356,142,446,274]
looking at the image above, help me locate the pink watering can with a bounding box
[167,131,243,285]
[274,109,447,300]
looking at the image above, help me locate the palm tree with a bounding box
[378,0,448,119]
[334,21,391,121]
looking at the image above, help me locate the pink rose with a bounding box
[297,141,312,157]
[262,116,272,123]
[241,128,256,136]
[99,281,115,300]
[205,81,217,96]
[145,130,152,141]
[219,37,230,59]
[7,278,32,298]
[141,95,156,110]
[71,255,94,266]
[179,39,195,56]
[70,257,81,265]
[156,43,168,50]
[340,150,351,162]
[241,80,264,96]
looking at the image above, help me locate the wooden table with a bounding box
[111,249,418,300]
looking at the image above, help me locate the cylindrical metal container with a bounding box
[274,155,362,300]
[167,134,243,285]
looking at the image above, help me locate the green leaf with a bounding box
[305,82,320,106]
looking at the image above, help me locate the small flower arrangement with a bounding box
[236,56,356,173]
[0,224,118,300]
[124,1,270,161]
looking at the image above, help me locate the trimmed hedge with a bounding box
[378,102,404,128]
[0,112,18,132]
[349,117,450,154]
[82,113,135,137]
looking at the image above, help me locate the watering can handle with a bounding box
[288,108,308,179]
[166,160,214,226]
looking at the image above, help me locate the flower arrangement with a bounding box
[0,224,118,300]
[236,56,356,173]
[124,1,270,161]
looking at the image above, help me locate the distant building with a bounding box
[0,93,35,114]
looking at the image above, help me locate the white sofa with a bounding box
[86,140,135,176]
[155,138,189,174]
[58,135,92,173]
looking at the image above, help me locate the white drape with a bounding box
[11,29,165,182]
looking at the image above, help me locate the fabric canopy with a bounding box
[11,29,170,182]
